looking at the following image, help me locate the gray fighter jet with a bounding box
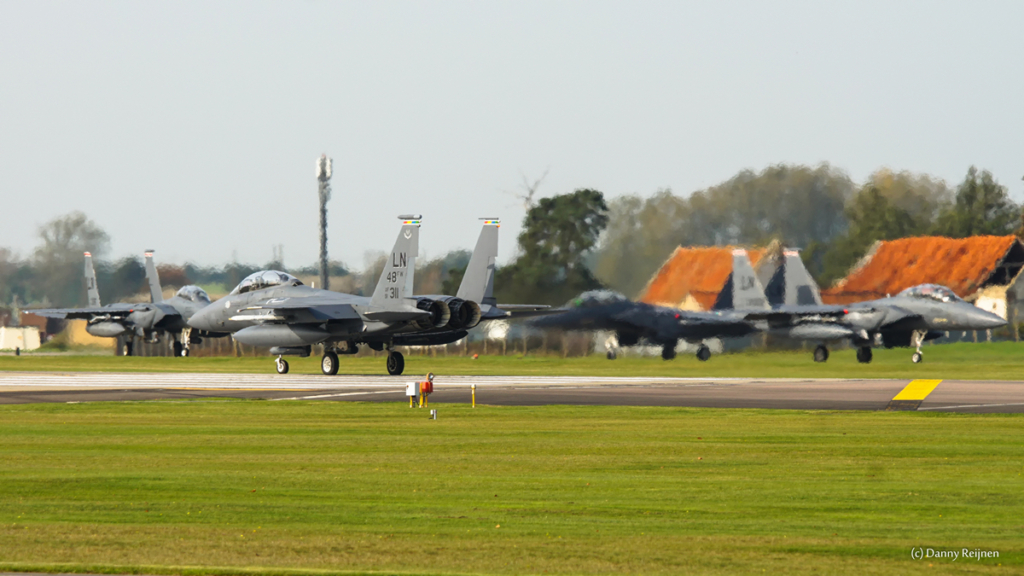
[733,250,1007,363]
[31,251,217,356]
[188,216,546,376]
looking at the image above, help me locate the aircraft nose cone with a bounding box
[969,306,1006,330]
[188,306,213,331]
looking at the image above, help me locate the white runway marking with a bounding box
[0,372,854,391]
[918,402,1024,410]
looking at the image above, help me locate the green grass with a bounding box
[0,401,1019,575]
[4,340,1024,379]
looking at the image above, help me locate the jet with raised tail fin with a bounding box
[189,216,556,375]
[732,250,1006,364]
[30,251,218,356]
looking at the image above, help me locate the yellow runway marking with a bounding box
[892,379,942,401]
[887,379,942,411]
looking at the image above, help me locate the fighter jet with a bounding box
[732,250,1007,363]
[188,216,543,376]
[528,258,776,361]
[530,249,852,361]
[30,251,217,356]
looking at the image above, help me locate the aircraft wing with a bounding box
[740,304,854,323]
[530,302,756,342]
[481,303,558,320]
[27,305,149,320]
[250,298,428,324]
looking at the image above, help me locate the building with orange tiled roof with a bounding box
[638,242,784,310]
[821,235,1024,326]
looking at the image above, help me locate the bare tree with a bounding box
[504,168,550,210]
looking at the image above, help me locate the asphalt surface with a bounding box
[0,372,1022,412]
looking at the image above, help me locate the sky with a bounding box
[2,0,1022,270]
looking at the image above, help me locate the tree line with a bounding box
[0,164,1019,312]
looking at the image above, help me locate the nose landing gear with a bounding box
[911,330,925,363]
[275,356,289,374]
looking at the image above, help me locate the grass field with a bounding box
[0,401,1019,575]
[3,340,1024,379]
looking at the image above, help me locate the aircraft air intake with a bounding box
[415,298,451,330]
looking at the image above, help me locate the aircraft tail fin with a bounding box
[144,250,163,303]
[370,215,421,309]
[456,218,499,305]
[84,252,101,307]
[714,249,769,310]
[781,250,822,305]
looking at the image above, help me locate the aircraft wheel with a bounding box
[856,346,873,364]
[123,340,134,357]
[173,342,184,357]
[181,348,189,357]
[387,351,405,375]
[321,351,340,375]
[813,345,829,363]
[912,352,923,364]
[661,345,676,361]
[606,350,617,360]
[275,358,289,374]
[696,344,711,362]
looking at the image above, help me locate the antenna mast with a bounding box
[316,154,333,290]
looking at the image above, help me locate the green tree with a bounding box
[497,189,609,305]
[806,169,952,287]
[592,164,854,296]
[934,167,1020,237]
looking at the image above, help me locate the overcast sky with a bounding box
[2,0,1022,269]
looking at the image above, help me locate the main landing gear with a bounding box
[856,346,873,364]
[321,350,339,375]
[661,344,676,361]
[813,344,829,363]
[696,344,711,362]
[387,350,405,375]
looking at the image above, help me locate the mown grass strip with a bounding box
[0,401,1019,574]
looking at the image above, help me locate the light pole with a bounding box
[316,154,333,290]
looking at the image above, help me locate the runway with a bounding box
[0,371,1022,412]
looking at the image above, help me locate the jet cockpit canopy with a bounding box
[570,290,630,308]
[898,284,963,303]
[175,285,211,304]
[230,271,304,295]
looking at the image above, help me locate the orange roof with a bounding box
[639,246,765,309]
[821,235,1019,304]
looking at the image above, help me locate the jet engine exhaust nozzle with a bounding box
[446,298,482,329]
[415,298,451,330]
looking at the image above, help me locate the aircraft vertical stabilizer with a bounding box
[456,219,499,306]
[84,252,101,307]
[370,215,421,309]
[144,251,163,303]
[714,250,769,310]
[781,250,822,305]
